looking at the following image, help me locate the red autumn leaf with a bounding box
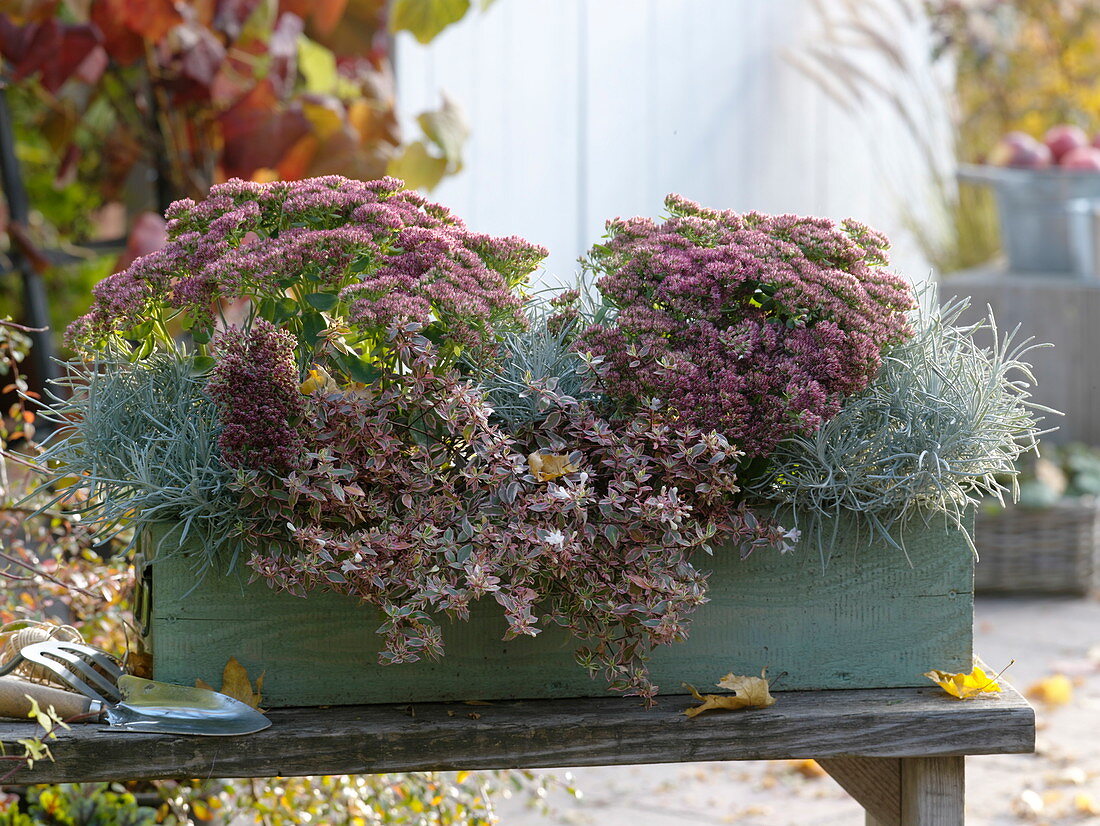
[117,0,181,41]
[73,44,109,85]
[44,24,102,93]
[88,0,141,64]
[178,23,227,87]
[188,0,217,28]
[54,143,80,188]
[0,18,99,94]
[280,0,348,36]
[218,79,311,178]
[306,126,388,180]
[101,129,143,200]
[274,133,320,181]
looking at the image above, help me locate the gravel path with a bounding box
[497,597,1100,825]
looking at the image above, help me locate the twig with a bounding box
[0,550,98,599]
[0,320,46,334]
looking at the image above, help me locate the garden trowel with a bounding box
[0,640,270,736]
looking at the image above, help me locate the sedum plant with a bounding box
[579,194,915,455]
[68,175,545,376]
[747,286,1047,555]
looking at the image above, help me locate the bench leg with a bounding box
[899,756,964,825]
[820,756,964,826]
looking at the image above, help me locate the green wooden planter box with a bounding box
[141,514,974,708]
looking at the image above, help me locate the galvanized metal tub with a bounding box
[959,164,1100,273]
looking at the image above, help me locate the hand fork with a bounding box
[0,640,124,704]
[0,639,271,735]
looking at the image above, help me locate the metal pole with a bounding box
[0,86,59,393]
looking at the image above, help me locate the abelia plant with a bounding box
[579,195,916,454]
[236,331,795,702]
[67,175,546,375]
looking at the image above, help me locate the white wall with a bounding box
[395,0,950,285]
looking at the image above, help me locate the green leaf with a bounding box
[338,353,382,386]
[130,319,154,339]
[297,36,339,93]
[272,296,300,324]
[189,355,216,376]
[302,310,327,346]
[389,0,471,44]
[305,292,339,311]
[387,141,448,192]
[417,95,468,173]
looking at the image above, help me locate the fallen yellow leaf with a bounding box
[924,664,1003,699]
[300,366,339,395]
[196,657,265,709]
[683,668,776,717]
[1075,792,1100,816]
[1027,673,1073,706]
[527,451,579,482]
[787,758,826,778]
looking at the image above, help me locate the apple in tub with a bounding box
[1044,124,1089,161]
[988,131,1053,168]
[1060,145,1100,171]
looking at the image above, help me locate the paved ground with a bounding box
[497,596,1100,825]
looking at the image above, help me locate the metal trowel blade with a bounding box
[103,675,271,736]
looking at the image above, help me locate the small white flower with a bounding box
[542,529,566,547]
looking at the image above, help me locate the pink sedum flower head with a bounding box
[68,176,547,366]
[579,195,915,454]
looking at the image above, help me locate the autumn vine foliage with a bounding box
[0,0,481,210]
[38,179,933,702]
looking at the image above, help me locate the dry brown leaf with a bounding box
[717,670,777,707]
[683,668,776,718]
[1027,673,1073,706]
[127,651,154,680]
[527,451,579,482]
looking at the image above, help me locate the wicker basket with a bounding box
[975,497,1100,595]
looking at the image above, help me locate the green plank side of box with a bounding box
[146,515,973,707]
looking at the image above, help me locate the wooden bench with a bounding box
[0,678,1035,826]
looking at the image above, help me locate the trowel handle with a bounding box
[0,675,95,721]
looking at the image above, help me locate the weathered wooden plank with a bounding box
[148,513,974,707]
[900,756,965,825]
[819,757,901,825]
[0,680,1034,784]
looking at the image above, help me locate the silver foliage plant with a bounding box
[32,355,245,571]
[747,283,1049,556]
[473,297,604,426]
